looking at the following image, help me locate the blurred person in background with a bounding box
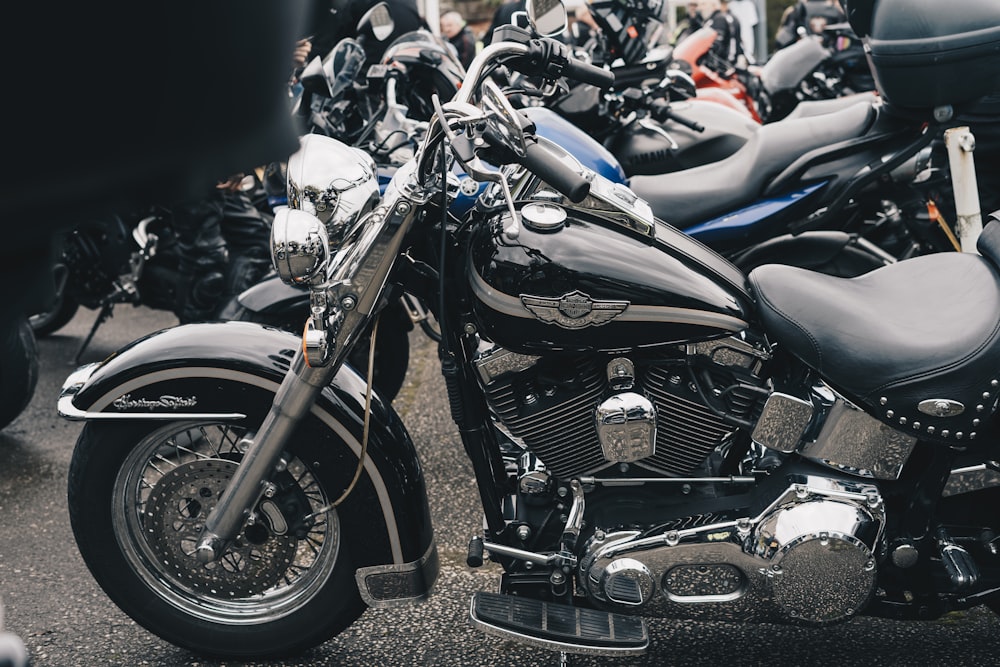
[726,0,758,61]
[441,9,477,69]
[2,1,308,335]
[671,1,703,45]
[698,0,744,66]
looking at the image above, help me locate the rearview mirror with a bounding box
[526,0,567,37]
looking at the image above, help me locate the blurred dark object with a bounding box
[0,1,309,319]
[306,0,428,65]
[0,595,29,667]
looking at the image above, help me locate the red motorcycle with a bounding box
[670,26,763,122]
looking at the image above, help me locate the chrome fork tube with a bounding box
[195,183,423,564]
[195,350,337,562]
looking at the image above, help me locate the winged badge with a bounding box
[521,290,629,329]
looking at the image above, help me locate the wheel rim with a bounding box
[113,422,341,624]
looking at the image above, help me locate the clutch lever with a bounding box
[435,96,522,240]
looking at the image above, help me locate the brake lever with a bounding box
[638,118,679,150]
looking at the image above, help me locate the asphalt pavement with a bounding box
[1,304,999,666]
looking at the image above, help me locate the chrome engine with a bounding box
[474,336,903,626]
[475,336,769,480]
[578,474,884,625]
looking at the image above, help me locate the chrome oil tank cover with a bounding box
[520,202,567,232]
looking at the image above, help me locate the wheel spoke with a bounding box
[112,421,342,623]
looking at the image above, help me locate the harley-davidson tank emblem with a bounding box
[521,291,629,329]
[113,394,199,411]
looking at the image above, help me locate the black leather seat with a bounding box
[629,99,875,229]
[748,219,1000,444]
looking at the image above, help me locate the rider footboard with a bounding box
[469,592,648,656]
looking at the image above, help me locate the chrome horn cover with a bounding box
[271,208,330,285]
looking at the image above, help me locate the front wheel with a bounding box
[0,316,39,430]
[67,420,367,658]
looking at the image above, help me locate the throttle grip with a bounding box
[562,58,615,89]
[651,100,705,132]
[521,138,591,203]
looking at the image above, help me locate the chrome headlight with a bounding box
[271,208,330,285]
[286,134,380,249]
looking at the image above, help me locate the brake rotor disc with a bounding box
[144,458,297,597]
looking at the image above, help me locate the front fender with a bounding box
[231,272,308,316]
[59,320,436,607]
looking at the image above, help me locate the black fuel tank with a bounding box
[467,204,753,353]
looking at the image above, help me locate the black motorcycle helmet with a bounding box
[379,30,465,121]
[842,0,1000,112]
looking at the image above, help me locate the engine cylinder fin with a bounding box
[642,368,735,476]
[487,363,609,479]
[484,352,757,479]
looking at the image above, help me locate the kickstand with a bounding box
[73,302,114,365]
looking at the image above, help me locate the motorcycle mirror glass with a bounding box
[357,2,395,42]
[526,0,567,37]
[322,38,367,102]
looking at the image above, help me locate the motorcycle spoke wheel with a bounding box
[69,420,365,658]
[141,458,299,598]
[117,422,339,619]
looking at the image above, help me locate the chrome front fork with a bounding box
[195,350,338,562]
[195,181,424,563]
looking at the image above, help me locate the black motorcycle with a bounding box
[224,5,986,407]
[29,187,273,363]
[756,22,875,123]
[58,0,1000,659]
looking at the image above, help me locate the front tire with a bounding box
[0,316,39,430]
[67,420,367,658]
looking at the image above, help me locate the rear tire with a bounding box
[0,316,39,430]
[67,419,368,658]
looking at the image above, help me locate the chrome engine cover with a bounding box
[579,475,884,625]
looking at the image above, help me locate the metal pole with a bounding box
[755,0,767,63]
[422,0,441,36]
[944,126,983,253]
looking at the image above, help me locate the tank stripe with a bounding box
[469,266,747,331]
